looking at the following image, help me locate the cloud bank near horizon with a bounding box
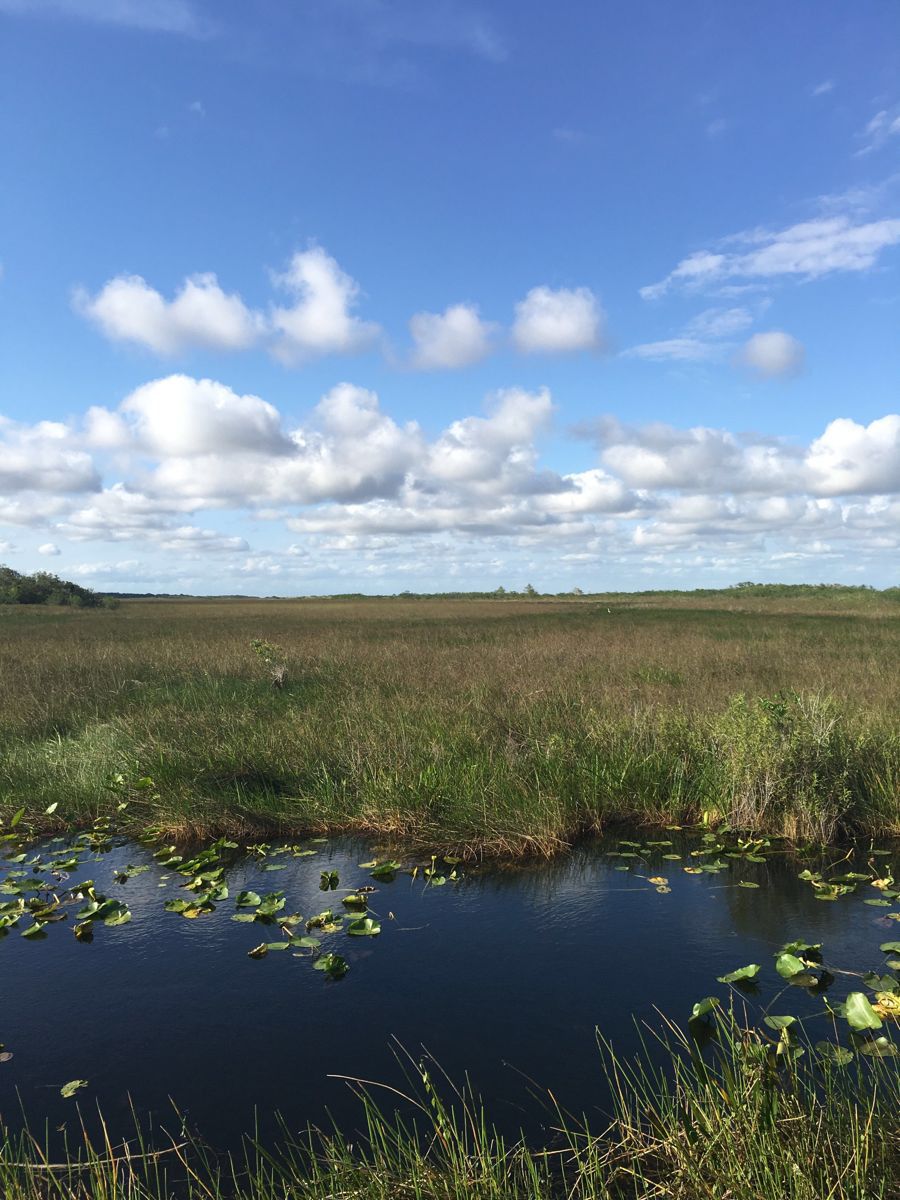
[1,376,898,593]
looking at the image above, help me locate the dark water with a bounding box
[0,832,896,1149]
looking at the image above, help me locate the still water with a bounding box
[0,831,895,1149]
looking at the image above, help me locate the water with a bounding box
[0,831,896,1150]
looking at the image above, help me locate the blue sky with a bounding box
[1,0,899,593]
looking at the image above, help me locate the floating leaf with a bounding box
[247,944,268,959]
[855,1036,898,1057]
[844,992,883,1032]
[815,1042,854,1066]
[690,996,719,1020]
[370,862,403,880]
[347,916,381,937]
[717,964,761,984]
[313,952,348,979]
[60,1080,88,1098]
[764,1015,797,1030]
[879,942,900,954]
[737,881,760,889]
[775,952,807,980]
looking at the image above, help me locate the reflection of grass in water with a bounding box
[2,1011,898,1199]
[1,592,899,853]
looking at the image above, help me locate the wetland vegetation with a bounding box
[1,586,898,850]
[2,587,900,1197]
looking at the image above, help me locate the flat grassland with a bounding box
[1,587,898,852]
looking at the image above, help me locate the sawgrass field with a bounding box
[2,585,898,852]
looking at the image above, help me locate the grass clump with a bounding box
[2,1011,898,1199]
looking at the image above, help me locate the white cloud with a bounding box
[622,338,718,363]
[0,417,100,494]
[512,285,604,354]
[641,216,900,298]
[408,303,495,369]
[584,413,900,499]
[75,272,264,355]
[623,307,754,363]
[686,306,754,338]
[589,418,797,494]
[38,543,60,556]
[0,0,205,34]
[270,246,380,364]
[115,375,291,457]
[739,331,805,378]
[811,80,834,97]
[6,375,900,588]
[857,106,900,156]
[806,415,900,495]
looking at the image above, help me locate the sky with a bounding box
[1,0,899,595]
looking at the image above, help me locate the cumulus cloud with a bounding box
[408,303,495,369]
[641,215,900,298]
[0,417,100,494]
[806,415,900,495]
[38,543,60,556]
[270,247,380,364]
[512,285,604,354]
[74,273,264,355]
[582,413,900,499]
[586,418,798,495]
[6,374,900,587]
[739,331,805,378]
[117,375,291,456]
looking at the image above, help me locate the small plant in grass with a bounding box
[250,638,288,688]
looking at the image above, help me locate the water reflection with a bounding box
[0,832,897,1150]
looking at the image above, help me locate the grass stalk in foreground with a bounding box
[2,1011,899,1199]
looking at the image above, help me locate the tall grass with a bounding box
[1,593,898,851]
[2,1010,898,1198]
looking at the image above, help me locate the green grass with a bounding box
[2,1010,898,1199]
[1,589,899,852]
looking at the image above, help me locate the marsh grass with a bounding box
[2,1011,899,1199]
[1,592,898,852]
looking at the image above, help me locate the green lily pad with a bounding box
[844,991,883,1032]
[60,1079,88,1098]
[717,964,761,984]
[347,917,381,937]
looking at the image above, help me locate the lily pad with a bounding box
[844,991,883,1032]
[717,964,761,984]
[347,917,381,937]
[60,1079,88,1098]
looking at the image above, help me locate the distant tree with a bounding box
[571,586,584,596]
[0,564,103,608]
[524,583,537,597]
